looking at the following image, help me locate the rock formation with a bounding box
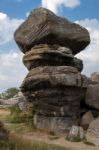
[86,117,99,146]
[14,8,90,133]
[86,83,99,109]
[91,72,99,83]
[0,92,27,112]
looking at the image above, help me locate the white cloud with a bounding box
[0,51,27,93]
[26,11,30,17]
[0,12,24,45]
[76,19,99,76]
[42,0,80,13]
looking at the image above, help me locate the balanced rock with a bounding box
[14,8,90,54]
[14,7,90,133]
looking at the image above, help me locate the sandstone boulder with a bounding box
[21,67,87,131]
[14,8,90,54]
[86,83,99,109]
[21,66,89,90]
[23,45,83,72]
[80,111,94,130]
[0,92,28,112]
[86,117,99,146]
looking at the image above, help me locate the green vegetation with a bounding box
[0,87,19,100]
[7,104,33,125]
[0,135,68,150]
[66,134,82,142]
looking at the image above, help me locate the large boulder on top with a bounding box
[14,7,90,54]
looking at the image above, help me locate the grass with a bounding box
[6,104,34,127]
[0,108,10,122]
[0,134,69,150]
[66,134,82,142]
[0,107,68,150]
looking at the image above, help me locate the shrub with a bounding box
[7,103,35,128]
[0,87,19,100]
[0,134,68,150]
[66,134,82,142]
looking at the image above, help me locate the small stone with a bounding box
[67,125,84,142]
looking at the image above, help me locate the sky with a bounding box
[0,0,99,92]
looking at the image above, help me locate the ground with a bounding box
[0,108,99,150]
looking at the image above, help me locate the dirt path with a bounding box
[20,132,98,150]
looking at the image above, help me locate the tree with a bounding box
[0,88,19,100]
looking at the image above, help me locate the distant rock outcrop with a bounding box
[14,8,90,133]
[0,92,27,112]
[91,72,99,83]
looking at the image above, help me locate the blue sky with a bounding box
[0,0,99,92]
[0,0,99,20]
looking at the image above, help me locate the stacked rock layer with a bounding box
[14,8,90,133]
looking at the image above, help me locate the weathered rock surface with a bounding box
[23,45,83,72]
[86,83,99,109]
[21,66,87,89]
[34,116,78,133]
[91,72,99,83]
[86,118,99,146]
[0,92,28,112]
[14,8,90,54]
[80,111,94,130]
[14,7,90,133]
[21,66,90,132]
